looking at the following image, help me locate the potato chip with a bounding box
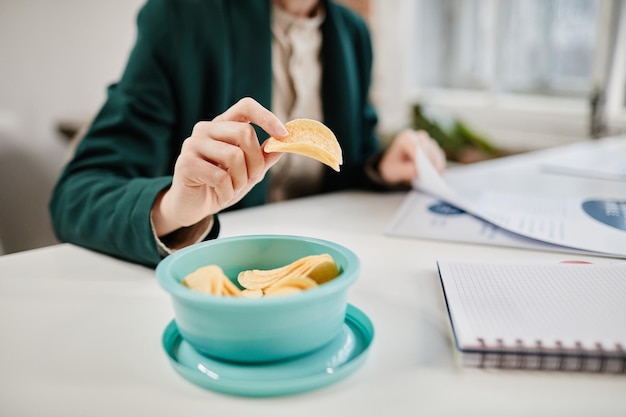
[182,265,242,296]
[237,254,337,290]
[306,256,339,285]
[264,276,319,297]
[264,118,343,172]
[222,275,243,296]
[236,262,299,290]
[183,254,340,298]
[240,289,264,299]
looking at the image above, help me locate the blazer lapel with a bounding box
[321,3,360,168]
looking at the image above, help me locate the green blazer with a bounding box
[50,0,382,267]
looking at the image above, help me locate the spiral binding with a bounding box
[472,338,626,373]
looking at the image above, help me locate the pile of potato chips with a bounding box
[182,254,339,298]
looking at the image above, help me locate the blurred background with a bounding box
[1,0,625,255]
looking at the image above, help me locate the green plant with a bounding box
[411,103,502,163]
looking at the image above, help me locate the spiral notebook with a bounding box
[437,260,626,373]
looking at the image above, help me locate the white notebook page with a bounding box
[437,261,626,353]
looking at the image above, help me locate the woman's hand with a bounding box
[151,97,287,237]
[378,129,446,185]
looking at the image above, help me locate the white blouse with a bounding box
[268,3,326,202]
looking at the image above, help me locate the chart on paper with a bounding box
[385,149,626,258]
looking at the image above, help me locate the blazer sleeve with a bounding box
[49,0,219,267]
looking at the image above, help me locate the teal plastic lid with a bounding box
[162,304,374,397]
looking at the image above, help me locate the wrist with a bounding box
[151,188,182,238]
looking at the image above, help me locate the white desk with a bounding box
[1,138,625,416]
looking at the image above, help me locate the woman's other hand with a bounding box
[378,129,446,186]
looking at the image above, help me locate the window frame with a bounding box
[371,0,626,150]
[603,0,626,131]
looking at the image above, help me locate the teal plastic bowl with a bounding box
[156,234,360,363]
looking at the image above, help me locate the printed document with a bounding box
[541,139,626,182]
[385,150,626,258]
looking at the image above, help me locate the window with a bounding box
[413,0,599,96]
[371,0,626,151]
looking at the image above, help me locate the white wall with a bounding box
[369,0,415,137]
[0,0,145,253]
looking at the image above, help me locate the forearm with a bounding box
[50,172,174,267]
